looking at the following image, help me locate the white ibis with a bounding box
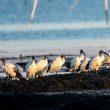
[69,50,86,72]
[78,57,91,73]
[35,56,48,78]
[2,59,23,80]
[89,50,110,72]
[26,56,37,80]
[47,55,65,73]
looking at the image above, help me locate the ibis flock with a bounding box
[1,50,110,80]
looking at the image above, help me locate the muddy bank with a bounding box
[0,69,110,110]
[0,68,110,93]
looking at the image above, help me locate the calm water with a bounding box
[0,0,110,56]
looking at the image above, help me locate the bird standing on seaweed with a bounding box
[47,55,65,74]
[2,59,23,80]
[26,56,37,80]
[69,50,86,72]
[35,56,48,78]
[89,50,110,73]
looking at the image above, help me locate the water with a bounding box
[0,0,110,56]
[0,0,107,23]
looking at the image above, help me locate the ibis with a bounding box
[69,50,86,72]
[35,56,48,78]
[47,55,65,73]
[89,50,110,72]
[78,57,91,73]
[2,59,23,80]
[26,56,37,80]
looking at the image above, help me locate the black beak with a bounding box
[83,51,86,56]
[103,52,110,57]
[80,50,86,56]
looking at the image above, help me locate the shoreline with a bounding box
[0,45,109,58]
[0,68,110,93]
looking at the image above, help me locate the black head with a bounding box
[32,56,35,60]
[99,50,104,56]
[61,55,64,58]
[43,55,47,59]
[80,50,86,56]
[99,50,110,57]
[80,50,83,53]
[61,55,66,59]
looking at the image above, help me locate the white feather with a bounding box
[3,63,17,77]
[26,59,37,79]
[49,56,65,72]
[36,57,48,75]
[70,53,85,71]
[89,55,105,71]
[80,57,91,72]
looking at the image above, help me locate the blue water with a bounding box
[0,0,110,52]
[0,28,110,41]
[0,0,108,23]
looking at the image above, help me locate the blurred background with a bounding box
[0,0,110,56]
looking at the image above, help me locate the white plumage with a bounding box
[79,57,91,72]
[69,50,86,71]
[35,56,48,77]
[26,56,37,80]
[89,50,109,72]
[2,59,22,80]
[70,57,82,71]
[48,55,65,73]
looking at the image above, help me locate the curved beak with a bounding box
[83,51,86,56]
[80,50,86,56]
[103,52,110,57]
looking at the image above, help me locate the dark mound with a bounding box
[0,93,110,110]
[0,68,110,93]
[0,69,110,110]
